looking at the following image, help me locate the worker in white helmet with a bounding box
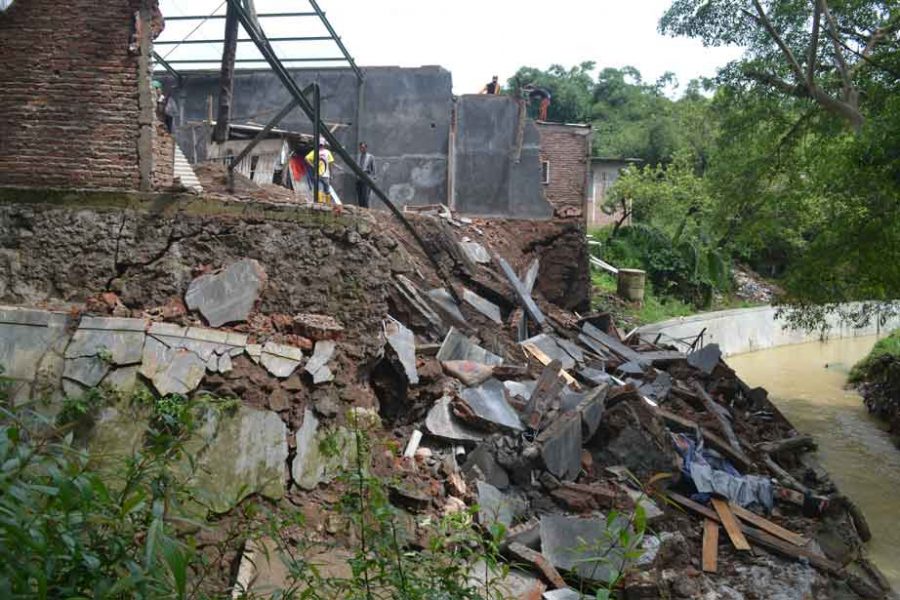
[305,137,341,204]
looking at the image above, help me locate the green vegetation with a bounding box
[850,329,900,383]
[512,1,899,325]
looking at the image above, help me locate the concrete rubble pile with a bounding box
[0,205,894,599]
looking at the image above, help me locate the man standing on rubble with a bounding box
[356,142,375,209]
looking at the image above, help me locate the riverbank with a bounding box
[850,331,900,447]
[730,336,900,591]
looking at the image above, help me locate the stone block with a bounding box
[185,259,267,327]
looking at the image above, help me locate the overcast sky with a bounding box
[158,0,743,96]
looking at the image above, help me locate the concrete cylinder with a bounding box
[617,269,646,302]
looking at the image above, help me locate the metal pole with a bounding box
[213,2,240,143]
[313,83,320,205]
[224,0,462,304]
[307,0,363,82]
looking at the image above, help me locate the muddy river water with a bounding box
[728,335,899,589]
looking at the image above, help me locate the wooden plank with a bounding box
[522,342,580,389]
[729,503,809,547]
[666,492,841,574]
[711,498,751,551]
[702,519,720,573]
[656,408,752,471]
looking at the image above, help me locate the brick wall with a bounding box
[0,0,169,191]
[538,124,592,220]
[151,122,174,189]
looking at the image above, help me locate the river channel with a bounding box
[728,335,899,589]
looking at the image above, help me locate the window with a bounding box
[541,160,550,185]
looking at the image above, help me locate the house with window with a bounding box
[588,157,643,227]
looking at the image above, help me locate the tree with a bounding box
[661,0,900,131]
[507,62,596,124]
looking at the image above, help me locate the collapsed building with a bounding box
[0,1,895,599]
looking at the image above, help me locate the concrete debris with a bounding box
[522,259,541,293]
[463,444,510,489]
[537,413,582,480]
[540,513,633,584]
[543,589,587,600]
[467,560,546,599]
[638,371,672,403]
[476,480,516,528]
[576,385,607,441]
[292,313,345,341]
[427,287,467,324]
[148,322,247,368]
[463,288,502,324]
[425,396,487,443]
[292,409,357,491]
[403,429,424,458]
[497,256,547,328]
[459,239,491,264]
[384,318,419,384]
[304,340,336,384]
[504,379,537,402]
[63,356,110,388]
[507,543,568,590]
[394,277,449,332]
[436,327,503,366]
[581,322,646,366]
[687,343,722,375]
[65,316,146,366]
[522,334,576,371]
[442,360,494,387]
[259,341,304,379]
[524,359,566,430]
[577,366,611,386]
[191,406,289,513]
[455,379,524,432]
[140,337,208,396]
[185,258,267,327]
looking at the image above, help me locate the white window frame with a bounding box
[541,160,551,185]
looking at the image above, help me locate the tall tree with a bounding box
[660,0,899,131]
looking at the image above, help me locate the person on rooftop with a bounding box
[480,75,501,95]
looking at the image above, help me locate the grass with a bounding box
[592,271,694,327]
[849,329,900,383]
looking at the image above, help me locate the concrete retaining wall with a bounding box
[637,304,900,357]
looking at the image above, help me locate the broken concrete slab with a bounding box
[537,413,582,481]
[463,288,502,324]
[524,359,565,429]
[467,561,546,599]
[464,444,510,489]
[191,405,288,513]
[523,259,541,293]
[504,379,537,402]
[540,514,631,584]
[687,343,722,375]
[582,322,645,365]
[0,306,71,385]
[543,589,587,600]
[425,396,487,443]
[456,378,523,432]
[384,318,419,385]
[259,342,304,379]
[148,322,248,362]
[63,356,110,388]
[577,384,608,441]
[459,239,491,264]
[476,480,516,528]
[498,257,547,328]
[305,340,336,384]
[616,360,646,377]
[442,360,494,387]
[638,371,673,403]
[436,327,503,366]
[65,316,146,366]
[292,409,358,490]
[292,313,345,341]
[427,287,467,324]
[185,258,267,327]
[556,337,585,365]
[140,337,208,396]
[522,334,576,371]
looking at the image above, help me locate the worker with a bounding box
[156,86,178,133]
[356,142,376,209]
[480,75,501,95]
[524,85,552,121]
[305,137,340,205]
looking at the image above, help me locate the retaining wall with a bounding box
[637,304,900,357]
